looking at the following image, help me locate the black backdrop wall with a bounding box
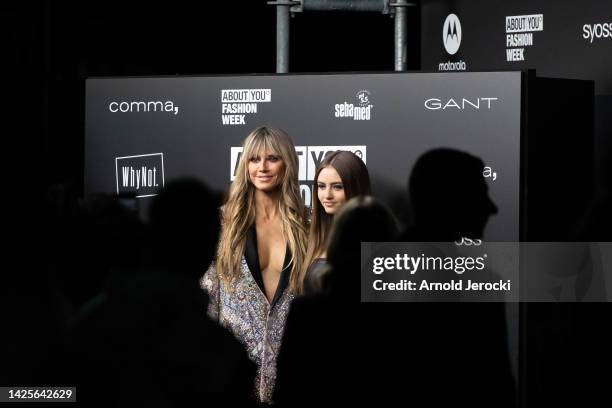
[2,0,420,390]
[421,0,612,190]
[421,2,612,406]
[4,1,419,196]
[4,1,612,406]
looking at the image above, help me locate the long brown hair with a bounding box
[300,151,371,291]
[216,126,308,291]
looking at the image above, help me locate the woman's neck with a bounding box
[255,188,281,221]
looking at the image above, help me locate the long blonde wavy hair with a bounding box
[216,126,308,293]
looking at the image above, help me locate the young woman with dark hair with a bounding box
[300,150,371,293]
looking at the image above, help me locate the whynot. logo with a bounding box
[115,153,165,198]
[443,14,462,55]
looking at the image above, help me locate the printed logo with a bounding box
[582,22,612,43]
[115,153,165,198]
[221,89,271,126]
[334,90,374,121]
[443,14,462,55]
[109,101,179,115]
[505,14,543,62]
[438,14,466,71]
[455,237,483,246]
[356,90,371,106]
[230,146,367,207]
[424,97,499,110]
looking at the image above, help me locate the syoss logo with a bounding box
[443,14,462,55]
[109,100,179,115]
[583,22,612,43]
[455,237,482,246]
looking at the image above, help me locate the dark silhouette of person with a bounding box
[381,148,515,407]
[526,148,612,407]
[274,196,399,406]
[398,148,498,241]
[67,179,257,406]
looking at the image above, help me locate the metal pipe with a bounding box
[277,4,290,73]
[302,0,386,12]
[268,0,416,73]
[393,1,407,71]
[268,1,299,73]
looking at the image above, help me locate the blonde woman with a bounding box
[201,126,308,404]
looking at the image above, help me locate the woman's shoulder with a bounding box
[304,258,330,294]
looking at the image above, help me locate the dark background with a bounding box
[421,0,612,191]
[420,2,612,406]
[4,1,612,406]
[84,72,522,240]
[3,1,419,203]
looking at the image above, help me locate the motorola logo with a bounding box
[438,13,466,70]
[443,14,462,55]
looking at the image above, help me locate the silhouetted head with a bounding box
[325,196,399,295]
[149,178,221,277]
[409,148,497,240]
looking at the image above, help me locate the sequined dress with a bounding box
[201,226,293,404]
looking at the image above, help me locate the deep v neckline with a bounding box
[245,225,292,307]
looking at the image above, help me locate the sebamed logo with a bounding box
[424,97,499,110]
[439,14,466,71]
[109,101,179,115]
[334,90,374,121]
[115,153,165,198]
[583,22,612,43]
[443,14,462,55]
[230,145,366,207]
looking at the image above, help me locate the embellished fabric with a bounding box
[201,234,294,404]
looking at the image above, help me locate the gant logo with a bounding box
[443,14,462,55]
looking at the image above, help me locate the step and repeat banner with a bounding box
[85,72,522,240]
[421,0,612,186]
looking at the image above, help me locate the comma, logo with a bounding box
[443,14,462,55]
[109,101,179,115]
